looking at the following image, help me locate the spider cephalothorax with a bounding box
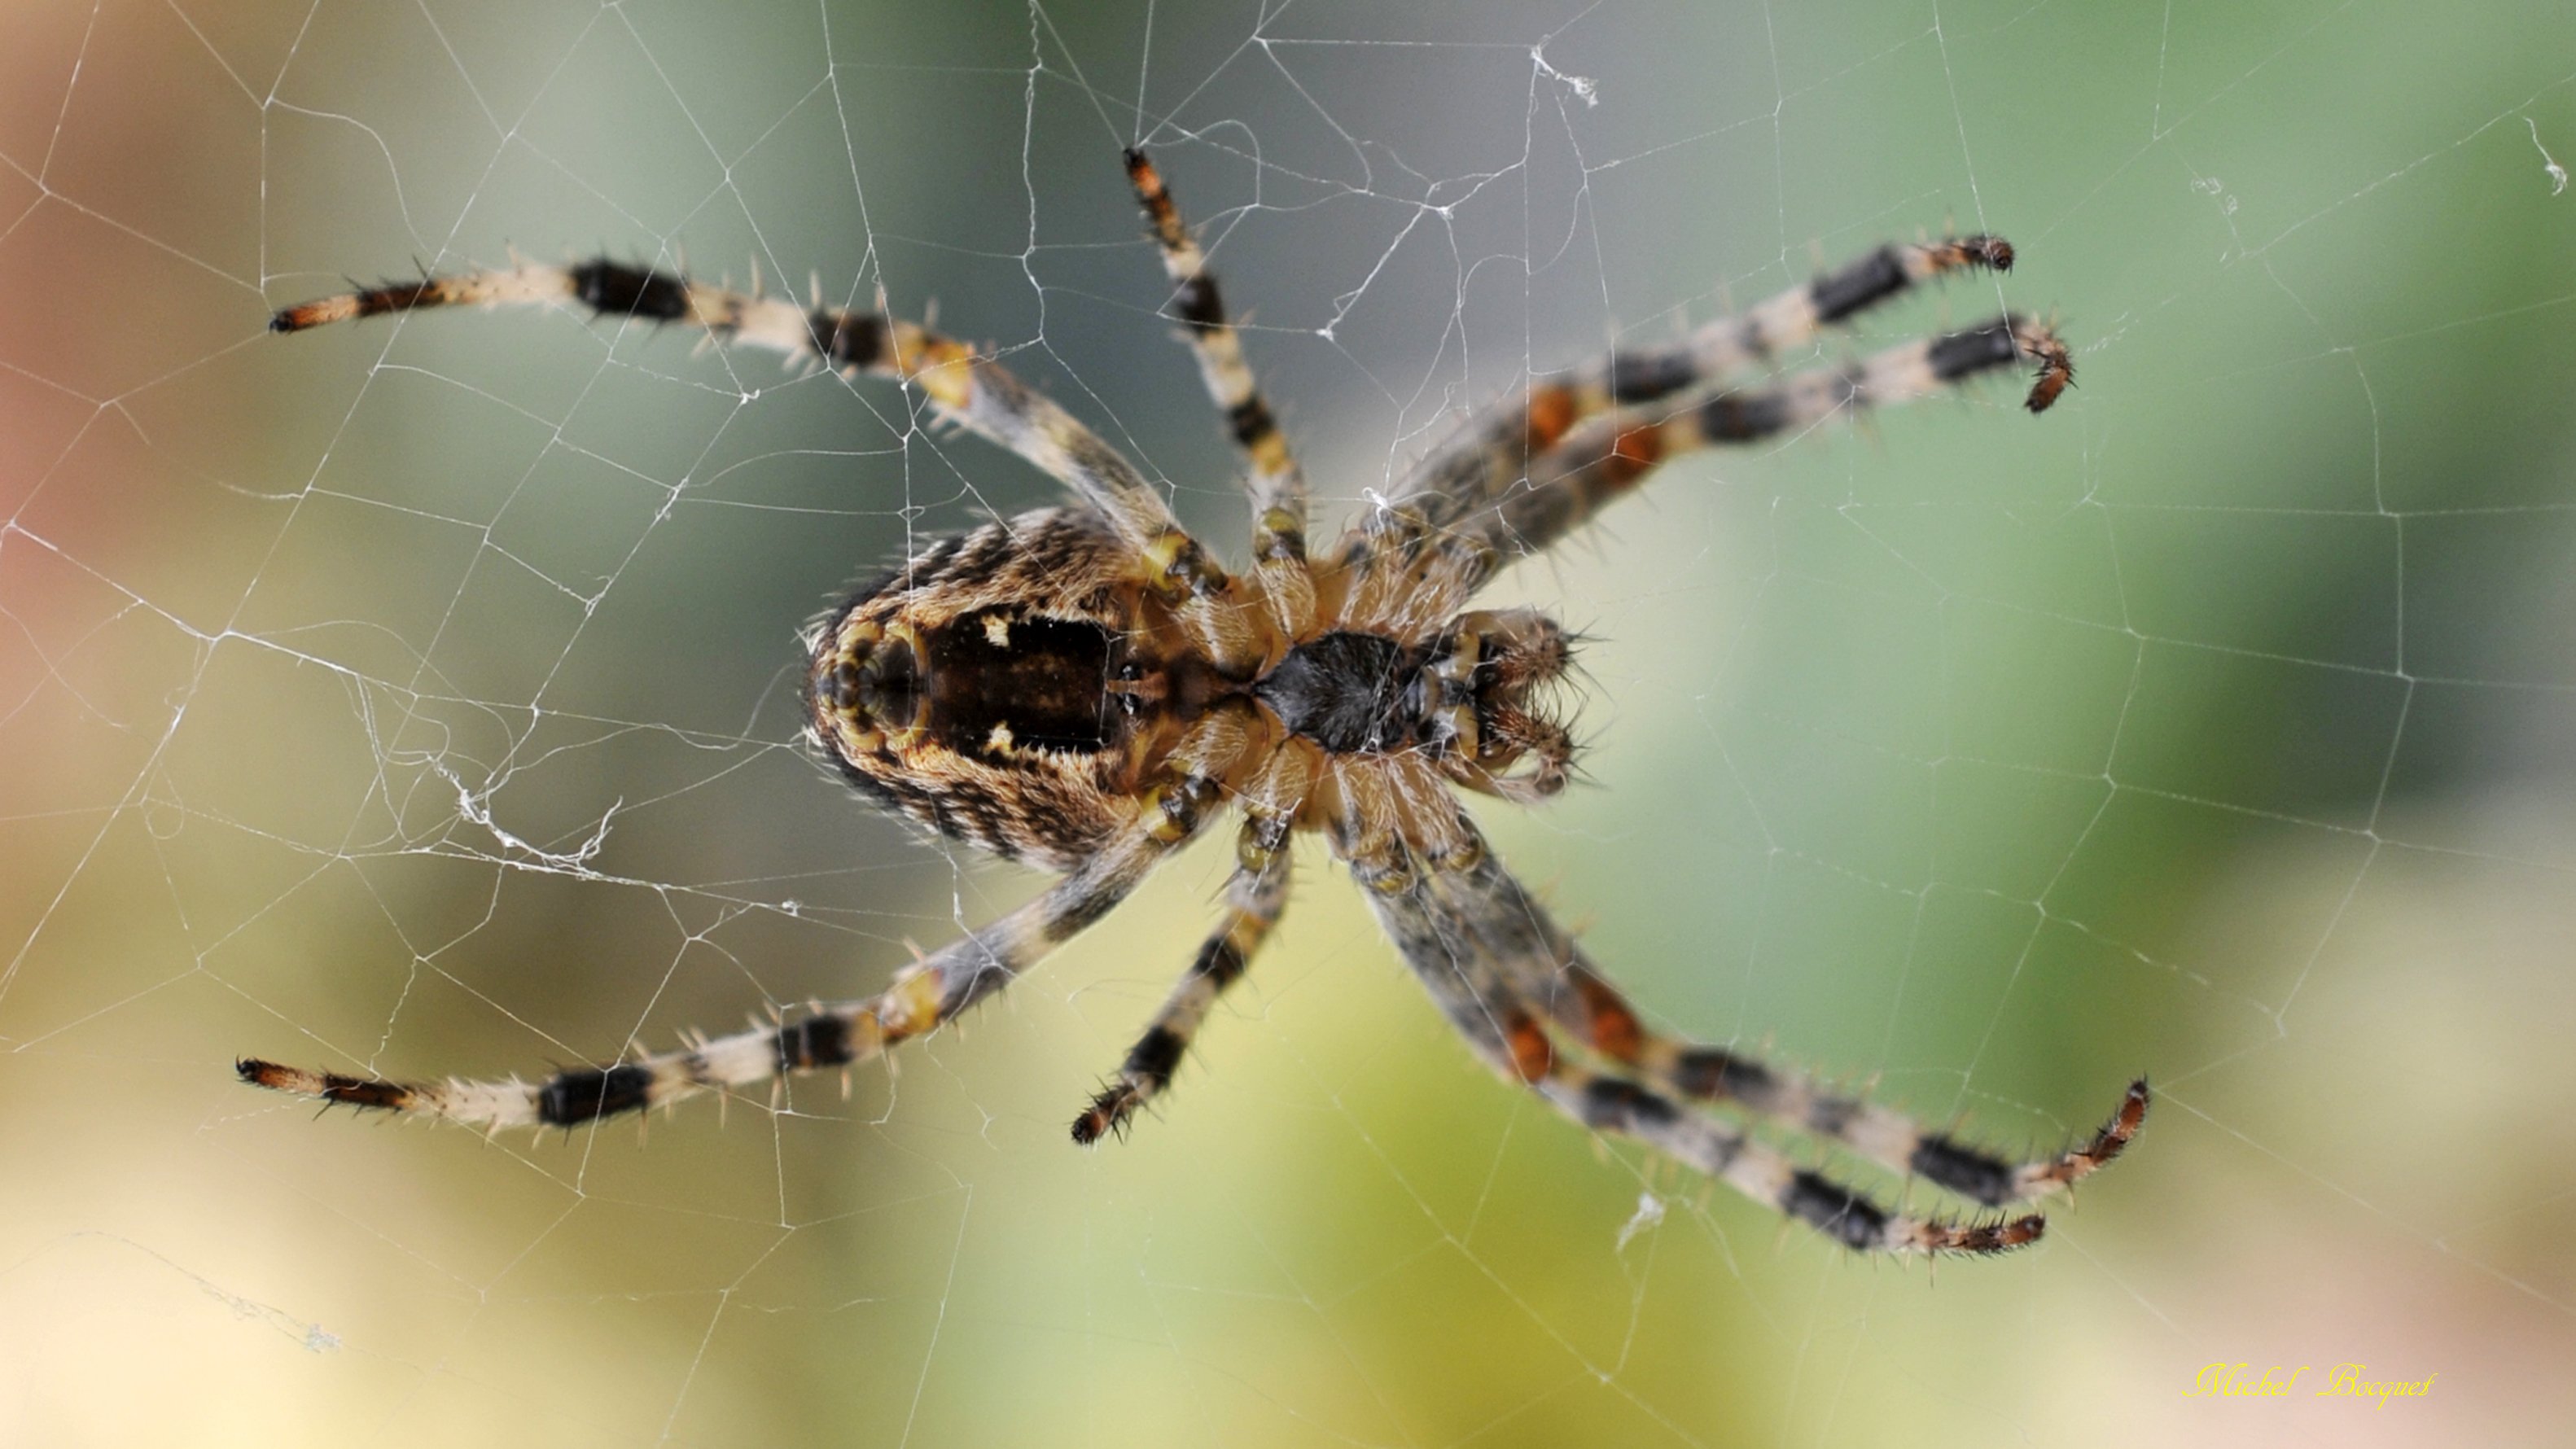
[242,148,2144,1257]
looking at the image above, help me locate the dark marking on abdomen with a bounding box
[924,613,1116,754]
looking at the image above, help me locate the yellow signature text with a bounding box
[2185,1363,2306,1399]
[2184,1362,2434,1408]
[2314,1363,2437,1410]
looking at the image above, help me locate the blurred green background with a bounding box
[2,1,2571,1444]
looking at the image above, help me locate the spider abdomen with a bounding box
[806,509,1160,869]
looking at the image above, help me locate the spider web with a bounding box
[3,0,2572,1443]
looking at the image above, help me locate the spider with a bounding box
[240,149,2144,1256]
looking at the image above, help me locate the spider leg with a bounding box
[1467,317,2070,573]
[1430,847,2149,1209]
[1125,151,1316,640]
[269,256,1243,624]
[239,781,1220,1131]
[1393,235,2023,534]
[1071,851,1291,1144]
[1124,151,1312,611]
[1356,838,2041,1256]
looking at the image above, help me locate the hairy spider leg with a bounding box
[1430,847,2150,1209]
[1396,234,2026,535]
[239,774,1223,1130]
[1359,836,2043,1257]
[1072,852,1292,1144]
[269,257,1266,672]
[1124,148,1318,639]
[1463,317,2069,576]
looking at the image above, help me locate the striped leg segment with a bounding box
[1530,1065,2044,1255]
[1581,971,2147,1206]
[1124,148,1317,635]
[1071,851,1291,1144]
[1472,317,2070,571]
[1398,235,2023,534]
[271,257,1224,598]
[239,801,1208,1132]
[1358,854,2040,1256]
[1124,151,1310,545]
[1431,848,2148,1210]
